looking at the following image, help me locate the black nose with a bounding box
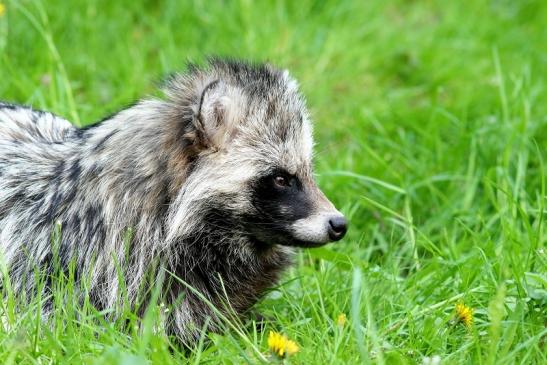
[328,216,348,241]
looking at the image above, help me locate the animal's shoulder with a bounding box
[0,102,76,143]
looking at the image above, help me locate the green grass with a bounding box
[1,0,546,363]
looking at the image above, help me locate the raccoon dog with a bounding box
[0,59,348,344]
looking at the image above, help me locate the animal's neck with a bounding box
[73,101,192,225]
[168,220,294,316]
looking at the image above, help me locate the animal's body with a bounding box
[0,59,347,344]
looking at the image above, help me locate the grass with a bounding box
[1,0,546,363]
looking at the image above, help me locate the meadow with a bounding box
[0,0,545,363]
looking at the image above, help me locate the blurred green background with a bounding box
[0,0,545,364]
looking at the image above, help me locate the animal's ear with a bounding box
[193,80,245,149]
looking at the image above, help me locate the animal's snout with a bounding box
[286,182,348,246]
[327,215,348,241]
[289,210,348,246]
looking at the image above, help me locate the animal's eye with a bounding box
[273,175,290,188]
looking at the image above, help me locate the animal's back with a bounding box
[0,101,168,305]
[0,102,76,143]
[0,102,78,273]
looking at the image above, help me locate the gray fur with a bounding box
[0,59,346,344]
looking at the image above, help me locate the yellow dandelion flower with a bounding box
[267,331,299,357]
[0,3,6,17]
[455,302,473,328]
[336,313,347,327]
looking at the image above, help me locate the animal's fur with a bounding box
[0,59,347,344]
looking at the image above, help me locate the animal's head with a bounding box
[165,59,347,248]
